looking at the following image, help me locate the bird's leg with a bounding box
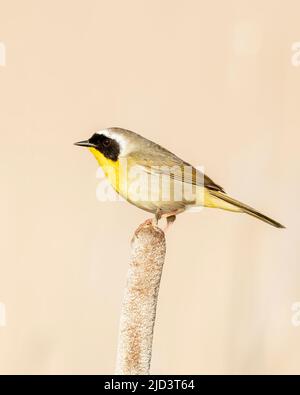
[167,214,176,226]
[153,209,163,226]
[161,208,184,232]
[163,215,176,232]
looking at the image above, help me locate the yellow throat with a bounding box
[89,147,121,193]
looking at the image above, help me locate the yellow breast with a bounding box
[89,148,149,204]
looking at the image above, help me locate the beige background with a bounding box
[0,0,299,374]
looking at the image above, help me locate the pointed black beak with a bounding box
[74,140,93,147]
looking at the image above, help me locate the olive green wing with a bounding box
[129,146,225,192]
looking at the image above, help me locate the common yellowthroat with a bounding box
[75,127,284,228]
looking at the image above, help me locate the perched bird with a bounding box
[75,127,284,228]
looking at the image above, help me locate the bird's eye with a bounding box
[103,138,111,147]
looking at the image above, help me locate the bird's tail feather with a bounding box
[208,190,285,229]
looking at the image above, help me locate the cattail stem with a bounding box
[115,219,166,375]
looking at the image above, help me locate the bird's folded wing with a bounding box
[129,153,224,192]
